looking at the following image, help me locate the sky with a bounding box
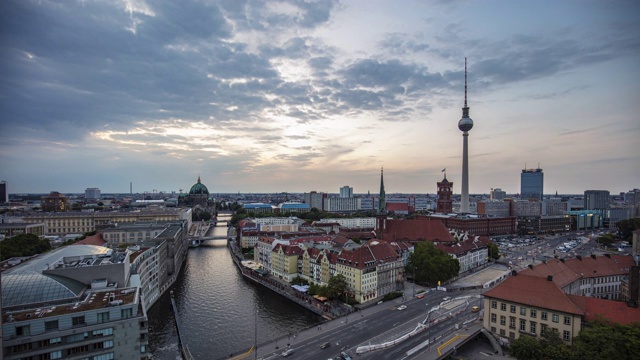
[1,0,639,196]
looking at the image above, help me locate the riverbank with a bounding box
[227,238,337,317]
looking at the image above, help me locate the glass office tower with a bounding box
[521,168,544,200]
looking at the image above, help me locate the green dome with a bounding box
[189,176,209,195]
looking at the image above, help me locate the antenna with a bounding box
[464,57,468,107]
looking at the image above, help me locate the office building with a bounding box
[1,246,149,359]
[584,190,610,210]
[458,59,474,213]
[304,191,327,211]
[490,188,506,200]
[339,186,353,198]
[85,187,101,200]
[521,167,544,200]
[0,180,8,203]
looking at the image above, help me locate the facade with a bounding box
[1,246,149,359]
[23,208,189,236]
[41,192,70,212]
[436,236,490,273]
[182,176,210,207]
[315,218,376,229]
[418,214,516,237]
[340,186,353,198]
[278,202,310,213]
[512,200,542,216]
[323,197,360,213]
[483,274,583,345]
[520,168,544,200]
[565,210,603,230]
[584,190,610,210]
[85,188,101,200]
[436,175,453,214]
[101,222,175,246]
[490,188,507,200]
[0,180,8,203]
[517,215,571,234]
[270,244,302,282]
[0,222,45,238]
[542,198,568,216]
[477,200,510,217]
[304,191,327,211]
[242,203,274,214]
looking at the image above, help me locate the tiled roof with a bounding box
[386,202,409,211]
[563,254,634,278]
[567,295,640,325]
[73,233,107,246]
[518,259,581,289]
[337,242,400,269]
[483,274,584,315]
[380,219,454,243]
[435,236,489,256]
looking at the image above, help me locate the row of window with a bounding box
[491,326,571,341]
[491,300,571,325]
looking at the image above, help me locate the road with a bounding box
[253,289,484,360]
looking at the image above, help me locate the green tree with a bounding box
[573,320,640,360]
[596,233,616,247]
[487,241,501,260]
[327,274,348,300]
[406,242,460,285]
[0,233,52,261]
[291,276,309,286]
[616,218,640,242]
[508,334,543,360]
[351,237,362,244]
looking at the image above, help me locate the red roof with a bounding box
[73,233,107,246]
[567,295,640,325]
[519,258,581,288]
[379,219,454,243]
[336,242,400,269]
[435,236,490,256]
[483,274,584,315]
[386,202,409,212]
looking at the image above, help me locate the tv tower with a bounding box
[458,58,474,213]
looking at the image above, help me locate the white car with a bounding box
[397,305,407,310]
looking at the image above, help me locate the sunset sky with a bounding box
[1,0,639,195]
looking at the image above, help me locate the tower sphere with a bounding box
[458,117,474,132]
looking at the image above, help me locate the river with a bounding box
[147,215,323,359]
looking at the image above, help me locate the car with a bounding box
[442,296,451,301]
[471,306,480,312]
[281,348,294,357]
[397,305,407,310]
[416,294,425,299]
[377,300,384,305]
[341,352,352,360]
[320,342,331,349]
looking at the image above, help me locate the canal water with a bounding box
[148,215,322,359]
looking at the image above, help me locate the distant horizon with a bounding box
[1,1,638,195]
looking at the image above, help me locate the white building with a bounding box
[340,186,353,198]
[85,187,101,200]
[324,197,360,213]
[315,217,376,228]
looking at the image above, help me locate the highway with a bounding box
[253,288,484,360]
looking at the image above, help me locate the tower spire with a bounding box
[378,167,386,214]
[462,57,470,118]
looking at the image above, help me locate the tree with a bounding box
[616,218,640,242]
[406,242,460,285]
[508,334,543,360]
[327,274,348,300]
[596,234,616,247]
[573,320,640,360]
[487,241,501,260]
[0,233,52,261]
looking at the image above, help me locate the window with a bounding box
[72,316,86,326]
[541,324,547,333]
[491,300,497,309]
[45,320,59,331]
[121,308,133,319]
[50,351,62,359]
[564,316,571,325]
[491,313,497,323]
[530,321,537,334]
[509,331,515,339]
[500,329,505,335]
[510,305,516,313]
[520,307,526,316]
[92,328,113,337]
[16,325,30,336]
[97,312,110,324]
[520,319,526,332]
[50,337,62,345]
[563,330,570,341]
[530,309,537,318]
[93,353,114,360]
[552,314,559,323]
[500,315,506,325]
[501,303,507,311]
[541,311,548,321]
[509,317,516,329]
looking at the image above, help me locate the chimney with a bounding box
[547,275,553,282]
[528,264,534,270]
[560,258,565,263]
[605,253,611,258]
[511,270,517,276]
[591,254,597,260]
[577,255,582,261]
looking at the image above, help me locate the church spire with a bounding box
[378,167,386,214]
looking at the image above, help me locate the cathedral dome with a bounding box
[189,176,209,195]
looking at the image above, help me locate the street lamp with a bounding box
[413,266,416,297]
[254,306,258,359]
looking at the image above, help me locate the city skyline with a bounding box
[1,1,639,195]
